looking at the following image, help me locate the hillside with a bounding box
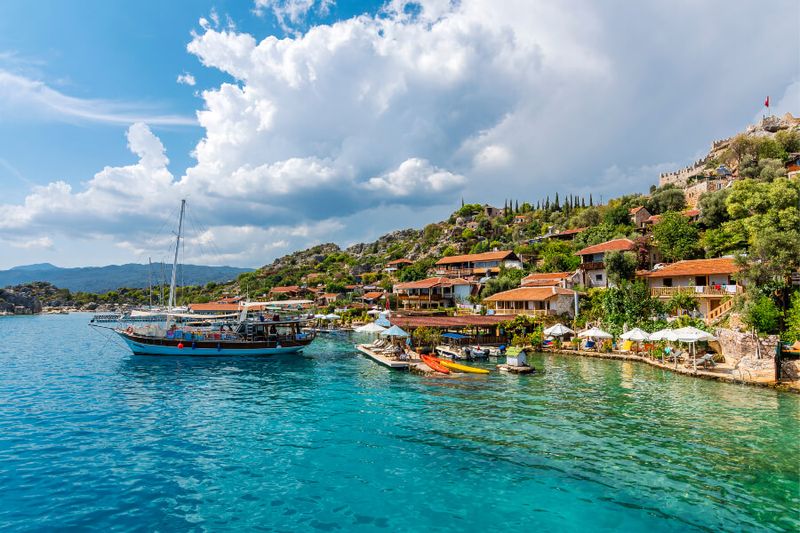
[0,263,253,293]
[217,114,800,332]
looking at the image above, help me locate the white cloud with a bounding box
[8,236,54,250]
[3,0,799,268]
[176,72,196,86]
[0,70,197,126]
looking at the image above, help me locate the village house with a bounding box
[384,258,413,273]
[360,291,385,306]
[786,153,800,179]
[434,250,523,279]
[268,285,303,299]
[520,271,580,289]
[575,238,637,288]
[629,206,652,229]
[638,257,742,323]
[484,286,577,318]
[317,292,341,306]
[393,277,472,310]
[483,204,503,218]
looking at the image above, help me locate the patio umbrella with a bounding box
[313,314,327,319]
[544,323,574,337]
[649,329,679,342]
[366,309,382,316]
[620,328,651,342]
[578,326,612,339]
[324,313,341,320]
[673,326,716,369]
[380,325,409,338]
[355,322,386,333]
[375,316,391,328]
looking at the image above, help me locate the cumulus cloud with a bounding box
[3,0,798,268]
[0,70,197,126]
[176,72,196,86]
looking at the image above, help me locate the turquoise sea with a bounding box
[0,314,797,531]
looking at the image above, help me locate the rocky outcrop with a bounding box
[0,286,43,314]
[716,327,779,372]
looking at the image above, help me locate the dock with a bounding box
[355,344,412,369]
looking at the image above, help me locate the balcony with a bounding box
[579,261,604,271]
[397,294,444,302]
[650,285,742,298]
[434,267,475,278]
[488,308,553,316]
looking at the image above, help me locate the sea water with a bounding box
[0,314,797,531]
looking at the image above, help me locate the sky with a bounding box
[0,0,797,270]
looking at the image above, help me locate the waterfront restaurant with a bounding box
[434,250,523,279]
[483,286,577,317]
[639,257,742,323]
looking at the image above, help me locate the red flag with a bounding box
[764,96,770,108]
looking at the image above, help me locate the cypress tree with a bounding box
[554,192,560,211]
[545,196,550,211]
[581,197,586,208]
[515,199,519,213]
[461,197,464,208]
[589,193,594,207]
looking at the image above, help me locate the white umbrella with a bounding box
[650,328,679,342]
[672,326,716,369]
[324,313,341,320]
[578,326,612,339]
[380,325,409,338]
[366,309,382,316]
[314,314,327,319]
[355,322,386,333]
[544,323,574,337]
[620,327,651,342]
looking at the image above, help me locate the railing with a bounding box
[579,261,604,271]
[434,267,475,277]
[650,286,742,298]
[398,294,444,301]
[706,298,735,324]
[489,308,553,316]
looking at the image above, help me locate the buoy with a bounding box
[177,343,184,349]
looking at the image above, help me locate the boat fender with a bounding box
[277,343,282,349]
[177,343,184,349]
[191,341,196,350]
[216,342,221,352]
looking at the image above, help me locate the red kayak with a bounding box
[421,354,450,374]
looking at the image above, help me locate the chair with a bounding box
[695,353,716,369]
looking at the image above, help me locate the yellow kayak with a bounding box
[438,359,490,374]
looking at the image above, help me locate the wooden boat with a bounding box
[437,358,490,374]
[421,354,450,374]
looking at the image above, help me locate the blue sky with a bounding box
[0,0,797,269]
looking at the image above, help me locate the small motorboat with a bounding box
[435,345,467,360]
[437,359,491,374]
[465,345,490,359]
[421,354,450,374]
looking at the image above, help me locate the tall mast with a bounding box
[168,199,186,310]
[148,257,153,309]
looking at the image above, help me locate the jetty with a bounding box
[355,344,412,369]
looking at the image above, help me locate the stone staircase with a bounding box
[706,298,734,325]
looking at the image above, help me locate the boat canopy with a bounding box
[441,332,468,340]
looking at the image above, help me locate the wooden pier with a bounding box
[355,344,412,369]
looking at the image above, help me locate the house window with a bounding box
[663,278,673,287]
[595,274,603,281]
[695,276,706,286]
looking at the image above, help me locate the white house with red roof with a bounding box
[393,277,473,310]
[638,257,742,322]
[434,250,522,279]
[484,286,577,317]
[575,238,636,288]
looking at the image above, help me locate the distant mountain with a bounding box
[0,263,253,293]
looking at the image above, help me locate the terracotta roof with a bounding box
[361,291,384,299]
[387,258,414,265]
[436,250,517,265]
[321,293,340,299]
[389,315,509,329]
[576,238,636,256]
[549,227,587,237]
[394,277,471,290]
[269,285,300,293]
[643,257,739,278]
[484,286,575,302]
[645,215,662,224]
[683,209,701,217]
[188,303,240,312]
[521,272,571,286]
[630,206,647,214]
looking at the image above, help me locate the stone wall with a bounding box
[715,327,779,372]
